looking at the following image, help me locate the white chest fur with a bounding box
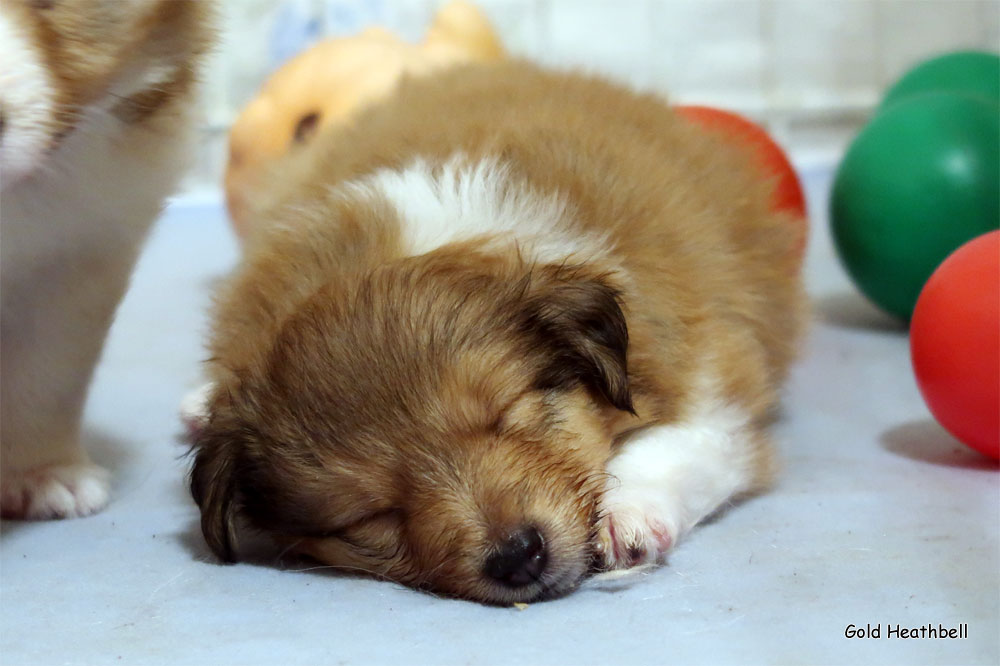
[342,155,612,265]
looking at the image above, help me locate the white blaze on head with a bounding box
[0,11,57,188]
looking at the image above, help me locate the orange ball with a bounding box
[676,105,808,259]
[910,231,999,459]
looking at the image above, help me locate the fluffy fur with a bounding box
[1,0,213,519]
[188,62,806,603]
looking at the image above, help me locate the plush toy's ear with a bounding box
[521,275,635,414]
[189,423,242,563]
[424,0,506,61]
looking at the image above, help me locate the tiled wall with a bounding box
[186,0,999,190]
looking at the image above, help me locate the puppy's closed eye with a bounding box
[327,510,406,557]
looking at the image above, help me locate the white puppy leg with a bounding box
[0,261,131,519]
[596,397,766,569]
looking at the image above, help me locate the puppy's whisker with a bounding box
[287,562,409,589]
[413,551,462,588]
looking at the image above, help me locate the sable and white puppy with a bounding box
[1,0,213,519]
[188,62,806,604]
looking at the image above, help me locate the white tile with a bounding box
[877,0,992,87]
[650,0,767,109]
[766,0,880,111]
[180,128,230,194]
[216,0,295,112]
[979,0,1000,50]
[540,0,655,89]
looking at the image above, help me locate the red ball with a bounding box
[675,105,808,259]
[910,230,999,459]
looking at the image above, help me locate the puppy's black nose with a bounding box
[484,525,547,587]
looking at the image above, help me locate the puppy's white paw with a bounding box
[179,382,214,440]
[595,482,678,570]
[593,408,759,571]
[1,463,111,520]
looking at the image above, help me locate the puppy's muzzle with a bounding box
[483,525,548,587]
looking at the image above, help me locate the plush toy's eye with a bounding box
[292,111,321,144]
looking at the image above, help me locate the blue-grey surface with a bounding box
[1,166,997,666]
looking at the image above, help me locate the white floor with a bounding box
[1,165,997,666]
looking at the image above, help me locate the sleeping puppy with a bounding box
[188,62,806,603]
[1,0,213,519]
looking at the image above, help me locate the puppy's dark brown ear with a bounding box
[522,275,635,414]
[189,427,242,563]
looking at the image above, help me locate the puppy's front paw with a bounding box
[1,463,110,520]
[179,382,215,440]
[595,484,677,570]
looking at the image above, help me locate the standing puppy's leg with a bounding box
[1,256,135,519]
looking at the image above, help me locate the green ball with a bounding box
[881,51,1000,110]
[831,93,1000,320]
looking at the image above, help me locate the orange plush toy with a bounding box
[224,1,505,239]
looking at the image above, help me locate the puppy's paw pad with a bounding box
[1,463,110,520]
[595,494,676,570]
